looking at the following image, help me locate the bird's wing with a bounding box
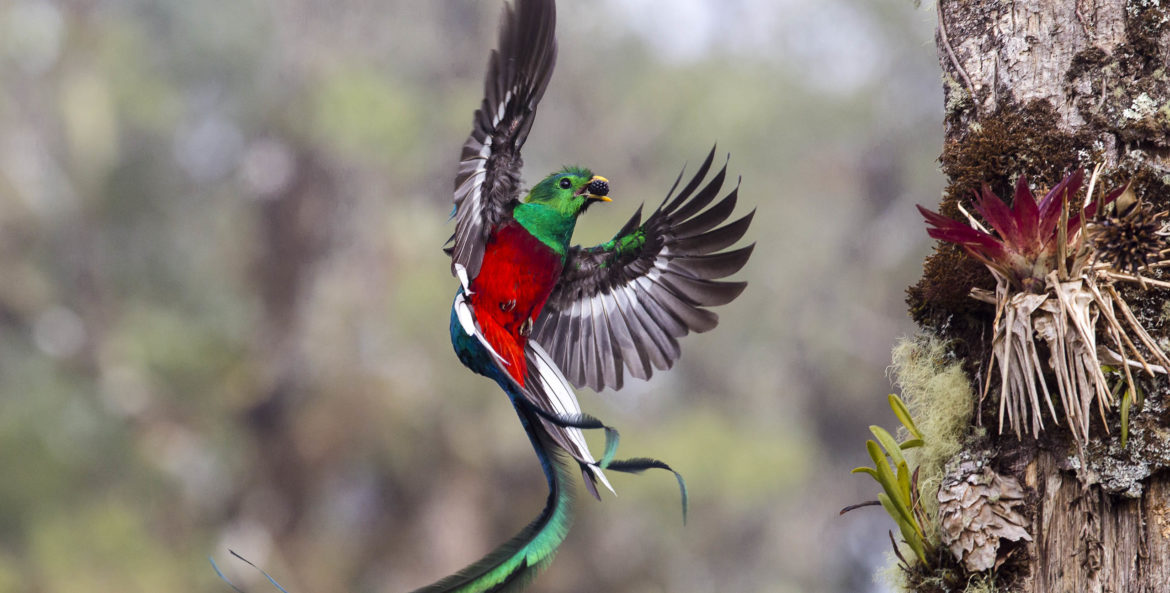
[449,0,557,280]
[531,148,755,392]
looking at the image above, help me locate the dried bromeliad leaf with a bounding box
[937,461,1030,572]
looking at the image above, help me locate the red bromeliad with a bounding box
[918,170,1169,444]
[918,171,1125,293]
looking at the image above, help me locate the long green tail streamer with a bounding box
[213,403,685,592]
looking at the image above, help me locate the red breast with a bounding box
[469,221,564,384]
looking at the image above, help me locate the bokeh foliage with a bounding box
[0,1,942,592]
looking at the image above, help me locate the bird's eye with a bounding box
[559,178,572,189]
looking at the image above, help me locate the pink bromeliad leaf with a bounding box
[916,204,1007,266]
[917,170,1124,291]
[1011,176,1039,247]
[1037,170,1083,243]
[974,184,1024,251]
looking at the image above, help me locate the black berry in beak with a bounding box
[587,178,609,197]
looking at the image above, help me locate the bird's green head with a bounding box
[524,167,611,218]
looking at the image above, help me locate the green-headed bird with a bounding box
[435,0,755,591]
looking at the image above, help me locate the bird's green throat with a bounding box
[512,203,578,256]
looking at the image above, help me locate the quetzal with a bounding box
[430,0,755,591]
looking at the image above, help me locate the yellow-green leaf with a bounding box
[896,463,913,510]
[870,425,906,469]
[888,394,922,439]
[866,441,899,499]
[851,466,879,479]
[879,493,926,564]
[875,474,914,528]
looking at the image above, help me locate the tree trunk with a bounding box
[910,1,1170,591]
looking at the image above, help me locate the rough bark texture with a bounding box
[1021,450,1170,592]
[937,0,1170,162]
[912,1,1170,591]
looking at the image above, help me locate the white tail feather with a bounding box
[529,341,615,495]
[454,263,475,295]
[455,292,508,366]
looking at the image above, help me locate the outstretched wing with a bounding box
[531,148,755,391]
[449,0,558,280]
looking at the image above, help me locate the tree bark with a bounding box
[914,1,1170,591]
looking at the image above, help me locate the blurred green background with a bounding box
[0,0,943,591]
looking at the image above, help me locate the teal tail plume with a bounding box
[211,412,574,593]
[413,396,687,593]
[212,403,686,593]
[412,401,574,593]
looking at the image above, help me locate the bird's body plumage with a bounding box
[467,217,565,384]
[427,0,753,591]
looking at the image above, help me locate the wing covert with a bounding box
[531,147,755,391]
[449,0,557,280]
